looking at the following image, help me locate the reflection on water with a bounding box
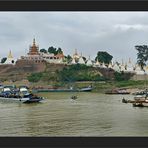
[0,92,148,136]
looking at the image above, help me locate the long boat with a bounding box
[122,95,148,107]
[105,89,130,94]
[33,86,93,93]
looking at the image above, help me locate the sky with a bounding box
[0,11,148,63]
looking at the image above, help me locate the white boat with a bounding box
[0,87,44,103]
[0,95,43,103]
[79,86,93,92]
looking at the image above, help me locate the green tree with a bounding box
[1,57,7,63]
[40,48,47,53]
[66,55,72,63]
[48,46,57,55]
[57,48,63,54]
[95,51,113,64]
[135,45,148,69]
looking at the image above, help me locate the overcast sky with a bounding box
[0,12,148,63]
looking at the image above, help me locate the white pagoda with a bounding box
[86,56,93,66]
[125,58,134,72]
[4,50,15,65]
[78,53,85,64]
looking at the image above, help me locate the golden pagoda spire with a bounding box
[33,38,36,46]
[8,50,13,59]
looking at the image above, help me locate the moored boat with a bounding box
[122,94,148,107]
[0,86,44,103]
[33,86,93,92]
[79,86,93,92]
[133,100,148,107]
[105,88,130,94]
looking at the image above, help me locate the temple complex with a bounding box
[2,38,148,80]
[20,38,65,64]
[21,38,42,62]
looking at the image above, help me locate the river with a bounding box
[0,92,147,136]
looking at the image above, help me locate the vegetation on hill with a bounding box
[27,72,43,82]
[27,64,107,83]
[114,71,134,81]
[57,64,106,82]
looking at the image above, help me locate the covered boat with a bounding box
[0,86,44,103]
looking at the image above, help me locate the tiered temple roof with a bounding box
[28,38,40,55]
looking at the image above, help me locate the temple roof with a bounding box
[28,38,40,55]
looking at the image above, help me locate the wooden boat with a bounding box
[122,95,148,107]
[105,88,130,94]
[133,101,148,107]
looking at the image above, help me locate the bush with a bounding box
[57,64,106,82]
[114,71,134,81]
[27,73,43,82]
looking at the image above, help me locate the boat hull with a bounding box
[133,102,148,107]
[106,92,130,94]
[34,88,93,92]
[0,97,43,103]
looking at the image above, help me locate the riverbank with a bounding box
[1,79,148,94]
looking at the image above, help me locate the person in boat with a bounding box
[145,93,148,100]
[71,95,78,100]
[122,97,128,103]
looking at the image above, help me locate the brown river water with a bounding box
[0,92,148,136]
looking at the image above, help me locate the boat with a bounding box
[105,88,130,94]
[0,94,43,103]
[0,86,44,103]
[122,94,148,107]
[33,86,93,92]
[79,86,93,92]
[132,89,148,95]
[132,100,148,107]
[71,95,78,100]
